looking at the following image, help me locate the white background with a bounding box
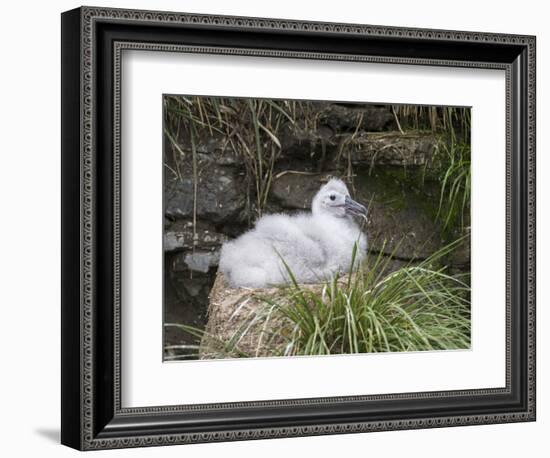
[0,0,547,457]
[123,53,506,406]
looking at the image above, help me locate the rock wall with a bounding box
[163,102,469,359]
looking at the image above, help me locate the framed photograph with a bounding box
[61,6,536,450]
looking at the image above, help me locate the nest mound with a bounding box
[199,272,345,359]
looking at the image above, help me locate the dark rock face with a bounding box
[319,104,395,132]
[165,166,246,223]
[270,173,325,210]
[279,124,323,160]
[352,168,443,260]
[164,253,217,359]
[163,100,469,359]
[366,205,441,259]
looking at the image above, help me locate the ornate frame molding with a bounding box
[61,6,536,450]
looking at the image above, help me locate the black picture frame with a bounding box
[61,6,536,450]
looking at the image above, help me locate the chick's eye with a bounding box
[329,194,336,201]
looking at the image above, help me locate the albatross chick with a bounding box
[219,178,368,288]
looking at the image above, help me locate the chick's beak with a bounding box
[344,195,368,218]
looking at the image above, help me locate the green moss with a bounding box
[352,166,441,218]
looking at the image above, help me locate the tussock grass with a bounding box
[435,141,471,235]
[252,240,470,357]
[393,105,470,142]
[164,96,300,218]
[168,238,470,359]
[393,105,471,236]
